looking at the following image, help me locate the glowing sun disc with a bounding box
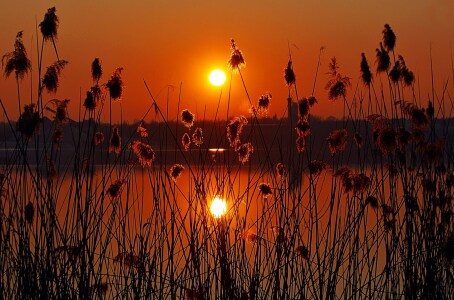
[210,196,227,218]
[209,69,226,86]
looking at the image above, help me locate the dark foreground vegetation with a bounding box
[0,7,453,299]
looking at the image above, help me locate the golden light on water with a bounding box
[208,148,226,153]
[208,69,226,86]
[210,196,227,218]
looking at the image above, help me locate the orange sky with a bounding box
[0,0,453,123]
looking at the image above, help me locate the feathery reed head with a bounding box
[375,43,390,73]
[83,90,96,111]
[376,126,397,155]
[349,173,371,194]
[325,57,351,101]
[91,57,102,83]
[389,61,401,83]
[136,123,148,138]
[228,39,245,70]
[382,24,396,52]
[276,163,285,179]
[54,99,70,126]
[257,93,271,115]
[398,56,414,86]
[411,108,429,129]
[227,116,248,147]
[402,69,414,86]
[258,183,272,197]
[92,84,102,101]
[236,142,254,164]
[308,96,318,106]
[327,129,348,155]
[360,53,372,86]
[296,136,306,153]
[284,60,296,86]
[295,120,311,137]
[107,179,125,199]
[334,167,370,194]
[2,31,32,80]
[182,133,191,151]
[109,127,121,155]
[181,109,195,128]
[170,164,184,182]
[17,104,41,139]
[309,160,330,177]
[388,56,414,86]
[365,195,379,209]
[42,60,68,93]
[298,98,310,120]
[130,140,155,166]
[334,166,351,178]
[295,245,309,260]
[192,127,204,146]
[40,7,59,41]
[94,131,104,145]
[106,67,124,100]
[381,204,394,217]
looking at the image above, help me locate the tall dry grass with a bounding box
[0,9,453,299]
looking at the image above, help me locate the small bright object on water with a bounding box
[209,69,226,86]
[210,196,227,218]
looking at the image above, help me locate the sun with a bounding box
[210,196,227,218]
[209,69,226,86]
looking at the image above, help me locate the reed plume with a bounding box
[360,53,372,86]
[182,133,191,151]
[2,31,32,80]
[228,39,245,70]
[42,60,68,93]
[16,104,41,139]
[170,164,184,182]
[106,67,124,100]
[192,127,203,146]
[325,57,351,101]
[284,60,296,86]
[382,24,396,52]
[130,140,155,166]
[375,43,390,73]
[181,109,195,128]
[109,127,121,155]
[91,57,102,83]
[40,7,59,41]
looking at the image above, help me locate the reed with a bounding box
[0,11,452,299]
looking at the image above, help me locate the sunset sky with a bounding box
[0,0,452,122]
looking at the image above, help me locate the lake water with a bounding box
[0,146,434,298]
